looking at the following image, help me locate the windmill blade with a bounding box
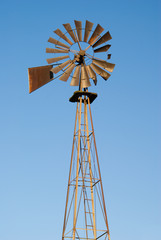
[92,31,112,48]
[59,63,75,82]
[46,55,69,64]
[28,65,53,93]
[70,65,80,86]
[51,60,72,74]
[46,48,69,53]
[94,44,111,53]
[63,23,77,42]
[54,29,73,45]
[48,37,70,49]
[90,63,111,80]
[81,65,91,88]
[84,20,94,42]
[88,24,104,45]
[93,59,115,72]
[86,65,97,85]
[74,20,82,41]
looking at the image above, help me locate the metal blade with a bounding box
[94,44,111,53]
[59,63,75,82]
[90,63,111,80]
[54,29,73,45]
[86,65,97,85]
[51,60,72,74]
[46,55,69,64]
[74,20,82,41]
[63,23,77,42]
[92,31,112,48]
[84,20,94,42]
[28,65,53,93]
[88,24,104,45]
[46,48,69,53]
[70,65,80,86]
[93,59,115,72]
[48,37,70,49]
[81,65,91,88]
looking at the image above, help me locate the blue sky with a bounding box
[0,0,160,240]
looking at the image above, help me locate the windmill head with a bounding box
[28,20,115,94]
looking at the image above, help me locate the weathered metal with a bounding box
[28,65,53,93]
[54,28,73,45]
[63,23,77,43]
[28,20,115,240]
[94,44,111,53]
[88,24,104,45]
[90,63,111,80]
[74,20,82,42]
[47,55,69,64]
[84,20,94,42]
[92,31,112,48]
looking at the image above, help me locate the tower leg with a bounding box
[88,97,110,240]
[62,102,79,239]
[73,97,82,240]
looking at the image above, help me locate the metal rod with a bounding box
[73,97,82,240]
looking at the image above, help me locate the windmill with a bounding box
[28,20,115,240]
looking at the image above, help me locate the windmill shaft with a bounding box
[62,94,110,240]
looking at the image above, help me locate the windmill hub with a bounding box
[75,50,87,64]
[74,53,85,64]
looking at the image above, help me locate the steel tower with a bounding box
[62,90,111,240]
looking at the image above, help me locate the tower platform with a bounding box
[69,91,97,104]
